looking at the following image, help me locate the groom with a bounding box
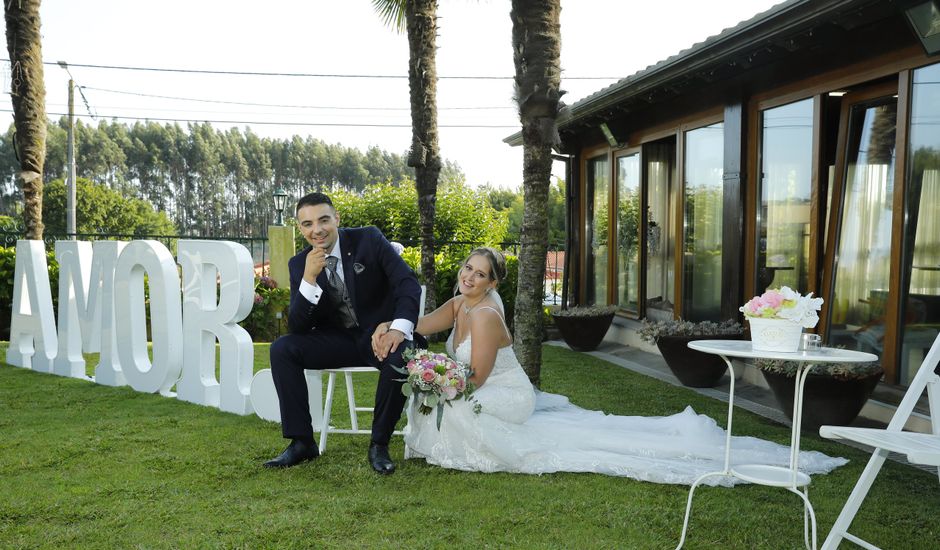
[265,192,424,474]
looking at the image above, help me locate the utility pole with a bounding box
[66,76,76,239]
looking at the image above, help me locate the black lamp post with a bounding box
[273,189,289,226]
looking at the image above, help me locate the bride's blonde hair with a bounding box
[453,247,507,294]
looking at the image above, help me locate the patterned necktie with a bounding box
[325,255,358,328]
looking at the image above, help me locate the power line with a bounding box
[79,86,515,111]
[26,60,620,80]
[12,109,519,129]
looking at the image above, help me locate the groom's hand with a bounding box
[373,328,405,362]
[303,247,327,284]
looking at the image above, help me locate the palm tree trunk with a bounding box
[406,0,440,311]
[5,0,46,240]
[510,0,563,386]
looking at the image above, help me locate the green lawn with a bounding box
[1,342,936,549]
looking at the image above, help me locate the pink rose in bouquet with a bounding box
[397,348,480,430]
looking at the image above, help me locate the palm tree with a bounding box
[510,0,563,386]
[4,0,46,239]
[373,0,441,310]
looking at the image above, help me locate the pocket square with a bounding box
[353,262,365,274]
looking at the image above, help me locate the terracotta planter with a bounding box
[552,312,614,352]
[762,369,882,430]
[656,334,742,388]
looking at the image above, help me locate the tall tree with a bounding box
[373,0,441,310]
[4,0,46,239]
[510,0,563,386]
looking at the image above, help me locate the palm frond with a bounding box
[371,0,407,32]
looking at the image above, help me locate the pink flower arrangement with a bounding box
[399,348,479,430]
[740,286,824,328]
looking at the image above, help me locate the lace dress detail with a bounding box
[404,316,847,485]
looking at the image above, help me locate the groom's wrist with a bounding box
[389,318,413,340]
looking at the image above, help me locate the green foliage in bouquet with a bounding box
[239,276,290,342]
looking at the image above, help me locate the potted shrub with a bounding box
[638,319,745,388]
[756,358,883,430]
[551,305,617,352]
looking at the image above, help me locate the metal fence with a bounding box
[0,222,566,306]
[1,222,270,271]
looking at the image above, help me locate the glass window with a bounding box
[645,140,676,318]
[682,122,724,321]
[900,62,940,385]
[758,99,814,293]
[616,153,641,313]
[586,155,610,305]
[828,98,897,359]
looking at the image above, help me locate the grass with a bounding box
[1,342,938,549]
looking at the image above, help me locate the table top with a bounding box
[687,339,878,363]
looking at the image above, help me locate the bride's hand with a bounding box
[371,322,392,357]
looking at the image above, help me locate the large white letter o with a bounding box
[114,240,183,394]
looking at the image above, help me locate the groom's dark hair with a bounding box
[296,192,334,214]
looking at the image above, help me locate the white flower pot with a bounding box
[747,317,803,352]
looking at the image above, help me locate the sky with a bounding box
[25,0,782,190]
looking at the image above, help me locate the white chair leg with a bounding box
[344,371,359,432]
[319,371,338,453]
[820,449,889,550]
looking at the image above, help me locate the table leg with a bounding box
[789,486,817,550]
[790,363,817,550]
[676,354,736,549]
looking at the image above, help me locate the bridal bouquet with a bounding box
[740,286,824,328]
[399,348,480,430]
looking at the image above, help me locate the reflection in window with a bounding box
[828,98,896,361]
[682,123,724,321]
[616,154,641,313]
[900,63,940,385]
[758,99,813,294]
[586,155,609,305]
[645,140,676,318]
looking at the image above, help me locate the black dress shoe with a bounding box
[263,438,319,468]
[368,442,395,475]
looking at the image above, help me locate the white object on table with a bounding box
[675,340,877,550]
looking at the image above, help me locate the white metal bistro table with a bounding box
[675,340,877,550]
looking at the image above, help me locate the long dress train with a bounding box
[404,310,847,486]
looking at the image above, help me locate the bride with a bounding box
[373,247,846,485]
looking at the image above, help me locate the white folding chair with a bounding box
[819,332,940,550]
[318,285,426,452]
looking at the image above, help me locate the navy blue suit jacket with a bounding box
[286,226,421,334]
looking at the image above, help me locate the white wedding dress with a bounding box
[404,308,848,486]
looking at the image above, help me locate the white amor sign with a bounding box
[5,239,256,415]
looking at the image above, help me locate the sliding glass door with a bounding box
[616,152,641,314]
[826,93,897,360]
[682,122,724,321]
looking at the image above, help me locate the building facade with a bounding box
[527,0,940,389]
